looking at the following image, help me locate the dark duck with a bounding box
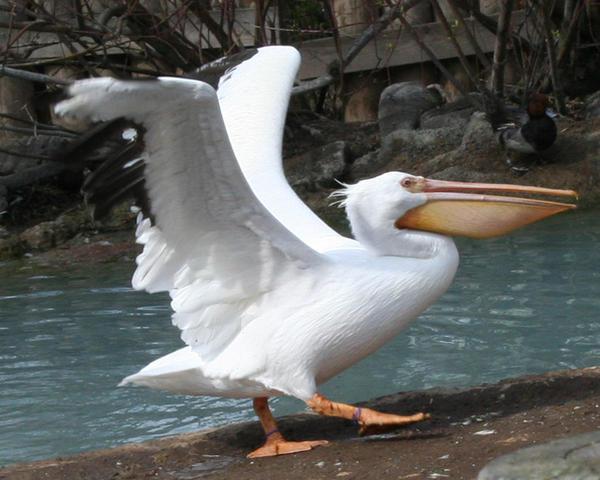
[489,93,558,173]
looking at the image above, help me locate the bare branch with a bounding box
[293,0,431,96]
[292,74,335,96]
[445,0,491,69]
[556,0,585,67]
[538,2,566,112]
[430,0,482,92]
[187,1,239,53]
[396,9,473,101]
[341,0,428,72]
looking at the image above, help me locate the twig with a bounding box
[445,0,491,69]
[396,9,473,101]
[556,0,585,67]
[430,0,481,91]
[453,0,531,52]
[341,0,428,72]
[292,0,430,96]
[187,1,239,53]
[538,3,566,112]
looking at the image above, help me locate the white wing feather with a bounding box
[55,63,324,360]
[217,47,358,253]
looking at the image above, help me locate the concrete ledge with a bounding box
[2,367,600,480]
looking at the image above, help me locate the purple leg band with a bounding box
[353,407,362,424]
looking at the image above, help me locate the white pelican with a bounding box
[55,46,577,458]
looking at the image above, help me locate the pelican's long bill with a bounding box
[395,178,578,239]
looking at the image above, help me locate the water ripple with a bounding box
[1,210,599,466]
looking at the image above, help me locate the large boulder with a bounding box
[378,82,444,135]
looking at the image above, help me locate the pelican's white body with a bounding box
[123,246,457,400]
[55,47,459,402]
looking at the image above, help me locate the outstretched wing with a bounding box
[55,51,324,359]
[217,47,358,254]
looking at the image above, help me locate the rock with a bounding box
[420,93,483,130]
[478,431,600,480]
[20,220,71,251]
[584,90,600,119]
[460,111,496,153]
[20,221,56,250]
[371,125,464,176]
[378,82,444,135]
[0,235,27,258]
[350,150,391,181]
[420,107,473,130]
[18,207,90,252]
[285,141,350,192]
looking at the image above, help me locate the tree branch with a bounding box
[445,0,491,69]
[431,0,481,91]
[293,0,430,95]
[396,9,473,101]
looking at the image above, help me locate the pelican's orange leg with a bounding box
[247,397,328,458]
[307,392,430,436]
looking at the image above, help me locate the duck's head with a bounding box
[336,172,577,255]
[527,93,553,117]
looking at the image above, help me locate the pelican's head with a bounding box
[335,171,577,255]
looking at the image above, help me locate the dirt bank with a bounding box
[2,367,600,480]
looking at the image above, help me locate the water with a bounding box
[1,209,599,467]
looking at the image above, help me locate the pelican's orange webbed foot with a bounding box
[248,429,328,458]
[249,397,327,458]
[306,392,430,436]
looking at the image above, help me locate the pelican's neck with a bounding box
[349,209,456,260]
[386,229,457,260]
[361,228,460,299]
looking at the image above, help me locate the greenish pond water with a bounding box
[1,209,598,467]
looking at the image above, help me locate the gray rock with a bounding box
[378,82,444,135]
[420,107,473,130]
[461,111,496,152]
[20,221,60,250]
[285,140,349,192]
[350,150,390,181]
[19,208,86,251]
[584,90,600,119]
[420,93,483,130]
[478,431,600,480]
[376,125,464,174]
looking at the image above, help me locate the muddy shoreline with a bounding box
[2,367,600,480]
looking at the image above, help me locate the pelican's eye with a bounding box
[400,176,425,192]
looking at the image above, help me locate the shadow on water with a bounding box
[0,209,598,466]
